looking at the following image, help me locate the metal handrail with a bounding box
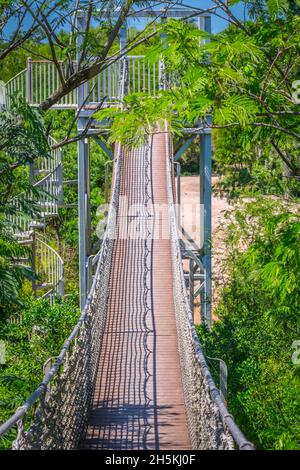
[36,235,64,300]
[4,56,161,108]
[8,135,62,231]
[5,69,26,87]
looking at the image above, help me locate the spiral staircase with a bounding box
[2,83,65,301]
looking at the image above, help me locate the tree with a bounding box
[197,197,300,449]
[1,1,164,110]
[99,1,299,184]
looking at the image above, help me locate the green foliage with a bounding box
[214,95,259,126]
[266,0,289,17]
[0,97,49,182]
[0,236,35,310]
[43,109,109,293]
[0,296,79,449]
[197,198,300,449]
[0,1,299,451]
[104,9,300,188]
[0,97,50,227]
[0,99,52,309]
[95,91,182,147]
[213,127,297,197]
[0,40,59,83]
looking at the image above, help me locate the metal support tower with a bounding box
[174,15,212,328]
[76,9,212,323]
[199,15,212,328]
[200,128,212,327]
[77,12,91,309]
[77,15,127,309]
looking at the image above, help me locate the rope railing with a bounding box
[0,142,122,448]
[164,122,254,450]
[0,57,127,451]
[0,58,255,449]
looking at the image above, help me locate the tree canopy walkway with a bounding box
[0,125,254,450]
[0,9,255,451]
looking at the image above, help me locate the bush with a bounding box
[197,198,300,449]
[0,296,79,449]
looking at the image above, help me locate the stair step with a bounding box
[33,169,50,176]
[37,202,57,207]
[15,257,31,262]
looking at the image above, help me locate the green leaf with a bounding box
[267,0,289,17]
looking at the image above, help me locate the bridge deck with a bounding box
[80,133,191,450]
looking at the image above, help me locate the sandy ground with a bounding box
[177,176,230,320]
[178,175,230,243]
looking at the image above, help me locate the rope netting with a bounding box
[164,124,254,450]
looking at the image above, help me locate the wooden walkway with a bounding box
[80,133,191,450]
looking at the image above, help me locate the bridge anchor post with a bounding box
[200,129,212,328]
[77,12,91,310]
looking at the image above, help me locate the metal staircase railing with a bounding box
[4,56,161,109]
[26,60,77,108]
[5,69,26,107]
[10,136,63,234]
[32,136,63,218]
[8,135,64,300]
[34,234,64,302]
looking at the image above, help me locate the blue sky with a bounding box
[187,1,248,33]
[3,1,247,38]
[127,1,247,33]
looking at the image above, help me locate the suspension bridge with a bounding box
[0,9,254,450]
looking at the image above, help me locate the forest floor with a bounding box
[177,176,231,322]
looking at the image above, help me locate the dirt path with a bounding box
[178,176,231,317]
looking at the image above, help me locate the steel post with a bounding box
[77,13,91,310]
[174,162,181,228]
[31,230,37,298]
[120,24,128,96]
[200,131,212,328]
[204,15,212,35]
[189,258,195,321]
[26,57,32,103]
[159,20,167,91]
[77,134,91,310]
[58,147,64,205]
